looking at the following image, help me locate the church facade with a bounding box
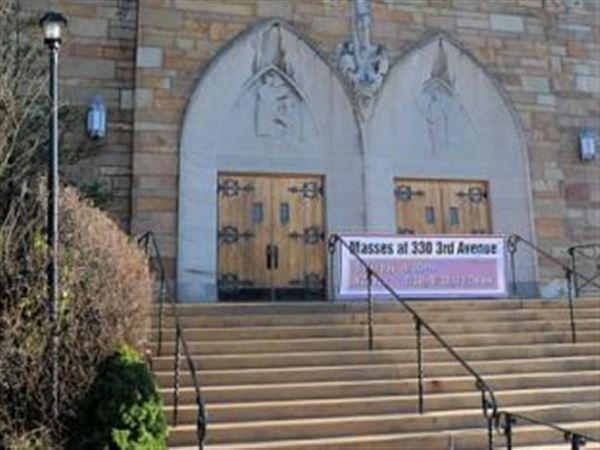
[22,0,599,302]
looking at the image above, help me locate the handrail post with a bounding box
[328,235,338,302]
[498,412,515,450]
[569,247,580,298]
[157,283,165,357]
[196,393,206,450]
[566,432,586,450]
[173,327,181,426]
[415,317,424,414]
[479,385,497,450]
[507,235,520,306]
[566,269,577,344]
[366,268,374,351]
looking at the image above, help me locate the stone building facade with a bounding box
[19,0,599,301]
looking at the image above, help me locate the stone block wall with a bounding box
[19,0,599,289]
[18,0,138,230]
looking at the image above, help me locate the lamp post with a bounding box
[39,11,67,421]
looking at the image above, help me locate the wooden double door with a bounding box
[395,178,491,235]
[217,174,326,301]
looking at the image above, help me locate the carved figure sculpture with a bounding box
[256,71,299,139]
[336,0,389,117]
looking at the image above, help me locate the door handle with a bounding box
[265,244,272,270]
[273,245,279,269]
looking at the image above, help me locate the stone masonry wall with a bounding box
[19,0,138,230]
[18,0,599,288]
[130,0,599,286]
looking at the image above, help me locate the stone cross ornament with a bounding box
[336,0,389,117]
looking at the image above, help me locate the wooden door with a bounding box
[218,174,326,301]
[395,179,444,234]
[272,176,326,299]
[218,175,272,299]
[440,180,491,234]
[395,178,491,235]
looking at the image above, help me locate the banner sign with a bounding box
[337,234,508,299]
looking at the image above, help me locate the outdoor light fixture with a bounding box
[39,10,67,421]
[579,127,597,162]
[40,11,67,47]
[87,95,107,140]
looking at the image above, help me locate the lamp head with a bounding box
[39,11,67,47]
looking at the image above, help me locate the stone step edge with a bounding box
[168,419,600,450]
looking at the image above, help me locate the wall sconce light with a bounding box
[86,95,106,140]
[579,127,597,162]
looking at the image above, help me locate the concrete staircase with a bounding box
[150,297,600,449]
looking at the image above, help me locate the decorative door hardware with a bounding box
[279,202,290,225]
[251,203,263,223]
[288,181,323,199]
[290,273,324,290]
[456,186,487,203]
[218,273,254,291]
[289,226,324,244]
[218,226,254,244]
[218,178,255,197]
[397,227,415,234]
[471,229,487,234]
[394,184,425,202]
[266,244,279,270]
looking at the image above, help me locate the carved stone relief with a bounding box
[255,70,301,140]
[336,0,389,118]
[417,39,477,156]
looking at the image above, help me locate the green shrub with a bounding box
[71,345,168,450]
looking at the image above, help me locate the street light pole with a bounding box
[40,11,67,421]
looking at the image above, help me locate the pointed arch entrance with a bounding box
[177,20,362,302]
[366,33,537,294]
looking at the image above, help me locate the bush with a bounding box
[70,345,168,450]
[0,185,153,447]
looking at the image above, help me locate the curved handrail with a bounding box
[329,233,598,450]
[137,231,207,449]
[495,410,599,449]
[567,243,600,297]
[508,234,600,291]
[328,234,499,433]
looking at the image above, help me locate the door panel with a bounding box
[218,174,325,301]
[395,178,491,235]
[440,181,490,234]
[218,175,272,296]
[272,177,325,295]
[395,179,444,234]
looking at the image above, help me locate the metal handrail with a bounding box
[495,410,599,450]
[568,243,600,297]
[137,231,207,450]
[328,234,499,447]
[507,234,600,344]
[329,233,598,450]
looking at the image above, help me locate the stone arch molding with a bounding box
[177,20,362,302]
[366,33,538,294]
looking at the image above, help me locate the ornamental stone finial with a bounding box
[336,0,389,117]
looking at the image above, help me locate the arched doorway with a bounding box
[177,20,362,302]
[366,34,538,295]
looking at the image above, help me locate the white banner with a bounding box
[336,234,508,299]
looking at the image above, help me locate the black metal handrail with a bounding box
[137,231,207,450]
[329,233,598,450]
[495,410,599,449]
[328,234,499,447]
[568,243,600,298]
[508,234,600,344]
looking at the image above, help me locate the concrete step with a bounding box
[152,307,600,328]
[151,319,600,342]
[151,342,600,372]
[153,354,600,385]
[164,385,600,424]
[151,330,600,355]
[170,420,600,449]
[159,370,600,405]
[167,402,599,446]
[156,297,600,317]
